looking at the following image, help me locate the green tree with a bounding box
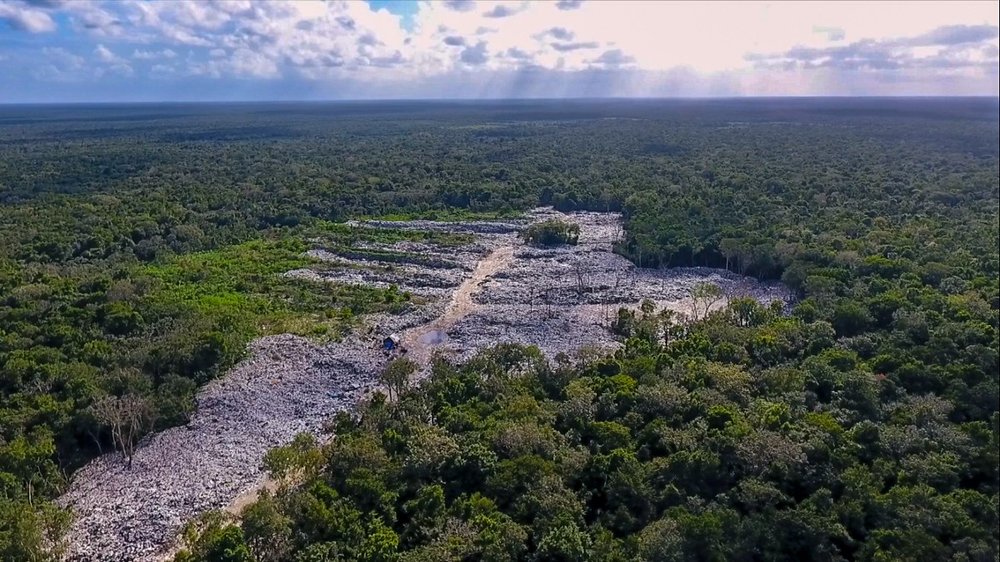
[382,358,419,401]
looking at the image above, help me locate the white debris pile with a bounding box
[481,246,790,307]
[59,335,387,562]
[352,209,793,363]
[479,211,789,306]
[447,303,617,361]
[346,218,523,235]
[285,239,507,300]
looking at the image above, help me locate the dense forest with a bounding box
[0,98,997,560]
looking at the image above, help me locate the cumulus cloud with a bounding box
[74,5,123,34]
[551,41,599,52]
[132,49,178,60]
[482,4,523,18]
[904,24,998,46]
[444,35,466,47]
[149,63,176,78]
[589,49,636,67]
[505,47,533,60]
[748,24,1000,72]
[546,27,575,41]
[336,15,356,30]
[92,0,410,79]
[32,46,86,80]
[0,0,57,32]
[358,33,381,47]
[460,41,489,65]
[368,50,405,68]
[193,46,281,78]
[556,0,584,10]
[94,44,122,63]
[93,43,135,77]
[443,0,476,13]
[23,0,70,7]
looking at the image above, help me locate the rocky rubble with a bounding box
[442,212,793,361]
[284,247,478,300]
[346,218,523,235]
[343,209,793,364]
[59,335,387,561]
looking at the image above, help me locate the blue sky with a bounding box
[0,0,997,103]
[367,0,417,31]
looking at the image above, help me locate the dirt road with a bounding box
[401,245,515,364]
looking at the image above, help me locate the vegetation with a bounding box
[0,230,413,555]
[521,219,581,246]
[1,98,997,559]
[358,209,524,223]
[178,329,999,561]
[309,223,475,249]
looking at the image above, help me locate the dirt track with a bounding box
[402,245,515,364]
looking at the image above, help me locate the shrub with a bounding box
[520,219,580,246]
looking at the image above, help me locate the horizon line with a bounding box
[2,94,999,107]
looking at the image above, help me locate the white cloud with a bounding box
[150,63,176,78]
[132,48,177,60]
[482,3,525,19]
[748,24,999,75]
[0,1,57,32]
[95,44,121,63]
[32,47,86,81]
[589,49,636,68]
[93,44,133,76]
[227,47,280,78]
[73,4,124,35]
[2,0,997,96]
[191,47,280,79]
[460,41,489,65]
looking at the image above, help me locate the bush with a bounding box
[520,219,581,246]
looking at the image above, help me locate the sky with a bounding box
[0,0,997,102]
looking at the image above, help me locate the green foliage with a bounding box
[521,219,581,246]
[0,232,411,533]
[381,358,419,402]
[241,491,293,562]
[175,511,253,562]
[263,433,326,483]
[358,209,524,223]
[0,499,70,562]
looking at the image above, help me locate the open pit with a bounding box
[58,209,793,561]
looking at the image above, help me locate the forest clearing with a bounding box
[57,210,792,561]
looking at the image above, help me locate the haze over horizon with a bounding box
[1,0,998,103]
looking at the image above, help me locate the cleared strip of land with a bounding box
[59,209,792,561]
